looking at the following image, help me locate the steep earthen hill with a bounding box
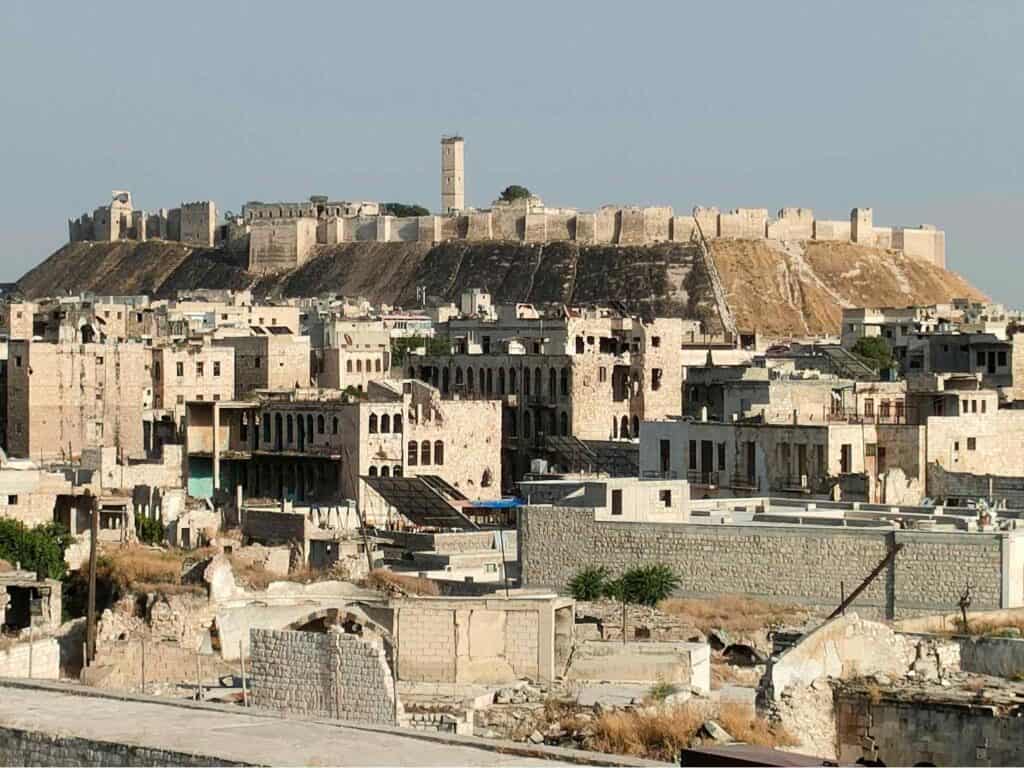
[16,239,985,338]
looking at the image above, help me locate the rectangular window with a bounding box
[717,442,726,471]
[176,395,184,404]
[254,356,262,369]
[652,369,662,391]
[998,351,1008,367]
[213,361,221,377]
[840,444,852,474]
[967,437,977,451]
[659,439,671,475]
[652,336,661,348]
[611,489,623,516]
[14,356,20,367]
[976,350,985,367]
[176,362,184,377]
[864,399,874,417]
[982,400,987,414]
[659,489,672,507]
[971,400,977,413]
[213,394,220,401]
[196,362,205,377]
[7,495,16,505]
[688,440,697,471]
[598,367,607,383]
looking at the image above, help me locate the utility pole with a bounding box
[85,490,98,665]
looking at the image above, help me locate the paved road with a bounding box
[0,682,656,766]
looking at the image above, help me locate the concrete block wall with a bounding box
[0,639,59,680]
[505,610,539,678]
[518,506,1013,619]
[250,628,396,724]
[395,608,455,682]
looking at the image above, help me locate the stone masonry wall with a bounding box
[395,608,455,682]
[0,728,245,767]
[518,506,1007,619]
[250,628,396,724]
[0,639,59,679]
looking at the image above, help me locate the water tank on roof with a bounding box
[530,459,549,475]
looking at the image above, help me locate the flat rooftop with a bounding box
[0,681,660,767]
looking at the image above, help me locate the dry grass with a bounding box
[589,703,793,761]
[364,568,440,596]
[962,617,1024,638]
[659,594,806,634]
[590,706,704,761]
[716,704,797,748]
[98,546,185,589]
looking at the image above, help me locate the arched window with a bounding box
[550,411,558,435]
[368,466,378,477]
[466,366,474,391]
[486,368,494,394]
[632,416,639,438]
[346,359,353,373]
[286,414,294,443]
[367,359,373,375]
[393,413,402,433]
[434,440,444,466]
[534,367,542,397]
[380,414,390,433]
[524,412,532,437]
[510,414,518,437]
[442,367,450,393]
[275,413,283,448]
[317,414,325,434]
[380,465,390,478]
[356,359,363,373]
[560,411,569,436]
[523,368,530,395]
[510,368,518,394]
[369,413,378,433]
[407,441,418,466]
[263,415,271,443]
[455,367,464,386]
[375,358,381,372]
[612,417,618,439]
[393,465,402,477]
[407,366,415,379]
[332,416,338,434]
[549,368,557,401]
[620,415,629,439]
[560,367,570,396]
[421,440,431,465]
[306,414,313,439]
[498,368,506,394]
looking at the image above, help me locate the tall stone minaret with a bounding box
[441,135,465,213]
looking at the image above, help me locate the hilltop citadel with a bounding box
[69,135,947,273]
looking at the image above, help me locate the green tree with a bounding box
[620,564,681,606]
[136,514,165,546]
[0,519,73,580]
[382,202,430,218]
[851,336,894,372]
[498,185,531,203]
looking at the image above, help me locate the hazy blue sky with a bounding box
[1,2,1021,301]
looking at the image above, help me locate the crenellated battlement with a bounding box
[68,192,217,247]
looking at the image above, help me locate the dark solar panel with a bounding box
[361,475,478,530]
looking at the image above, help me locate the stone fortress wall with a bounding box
[66,192,946,275]
[69,191,218,248]
[242,201,946,274]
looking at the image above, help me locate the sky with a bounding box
[1,1,1021,301]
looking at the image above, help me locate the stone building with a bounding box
[68,191,218,247]
[314,318,392,392]
[184,380,501,522]
[211,329,311,398]
[6,340,151,461]
[150,339,235,429]
[407,304,688,482]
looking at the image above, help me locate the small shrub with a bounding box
[621,564,681,607]
[568,565,610,601]
[648,680,679,702]
[136,515,165,546]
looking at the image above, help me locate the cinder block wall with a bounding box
[250,628,396,724]
[518,506,1008,619]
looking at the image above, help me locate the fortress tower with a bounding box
[441,135,465,214]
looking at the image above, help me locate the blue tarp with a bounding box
[469,498,523,509]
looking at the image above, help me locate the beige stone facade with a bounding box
[212,332,311,397]
[184,380,501,521]
[6,340,151,461]
[151,341,235,426]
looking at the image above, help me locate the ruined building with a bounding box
[69,191,217,247]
